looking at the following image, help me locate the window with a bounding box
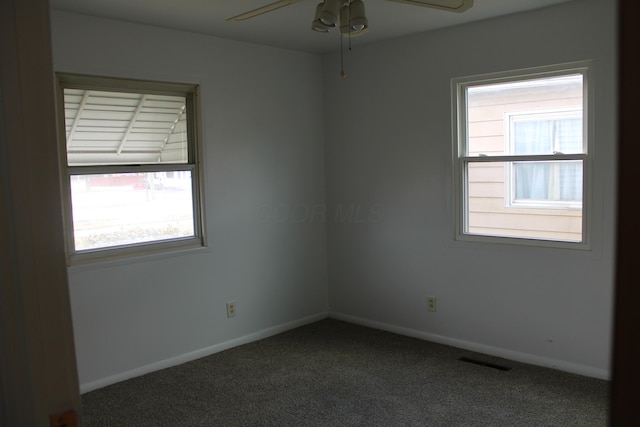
[452,63,591,248]
[56,74,205,263]
[507,109,583,208]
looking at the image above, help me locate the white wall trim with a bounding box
[329,312,610,381]
[80,312,328,393]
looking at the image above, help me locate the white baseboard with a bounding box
[329,311,610,380]
[80,312,329,394]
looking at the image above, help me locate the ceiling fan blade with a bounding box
[226,0,307,22]
[385,0,473,13]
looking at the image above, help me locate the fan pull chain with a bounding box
[349,2,353,51]
[340,23,346,78]
[339,1,351,79]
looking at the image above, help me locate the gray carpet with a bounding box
[81,319,609,426]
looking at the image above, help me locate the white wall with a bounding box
[51,11,329,392]
[323,0,616,379]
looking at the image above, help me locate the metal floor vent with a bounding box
[458,356,512,371]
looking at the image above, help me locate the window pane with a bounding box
[513,117,582,155]
[70,172,195,251]
[467,161,582,242]
[466,74,583,157]
[64,89,189,166]
[513,120,554,155]
[555,118,583,153]
[513,160,582,202]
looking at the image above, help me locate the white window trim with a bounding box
[504,108,584,210]
[451,61,593,250]
[56,73,207,264]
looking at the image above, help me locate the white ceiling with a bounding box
[49,0,578,54]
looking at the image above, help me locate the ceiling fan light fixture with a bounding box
[312,3,333,31]
[317,0,341,27]
[337,0,368,37]
[349,0,368,31]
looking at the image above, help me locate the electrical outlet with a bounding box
[426,296,437,312]
[226,301,236,318]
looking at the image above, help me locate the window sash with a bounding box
[68,170,198,252]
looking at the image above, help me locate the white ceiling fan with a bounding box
[227,0,474,38]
